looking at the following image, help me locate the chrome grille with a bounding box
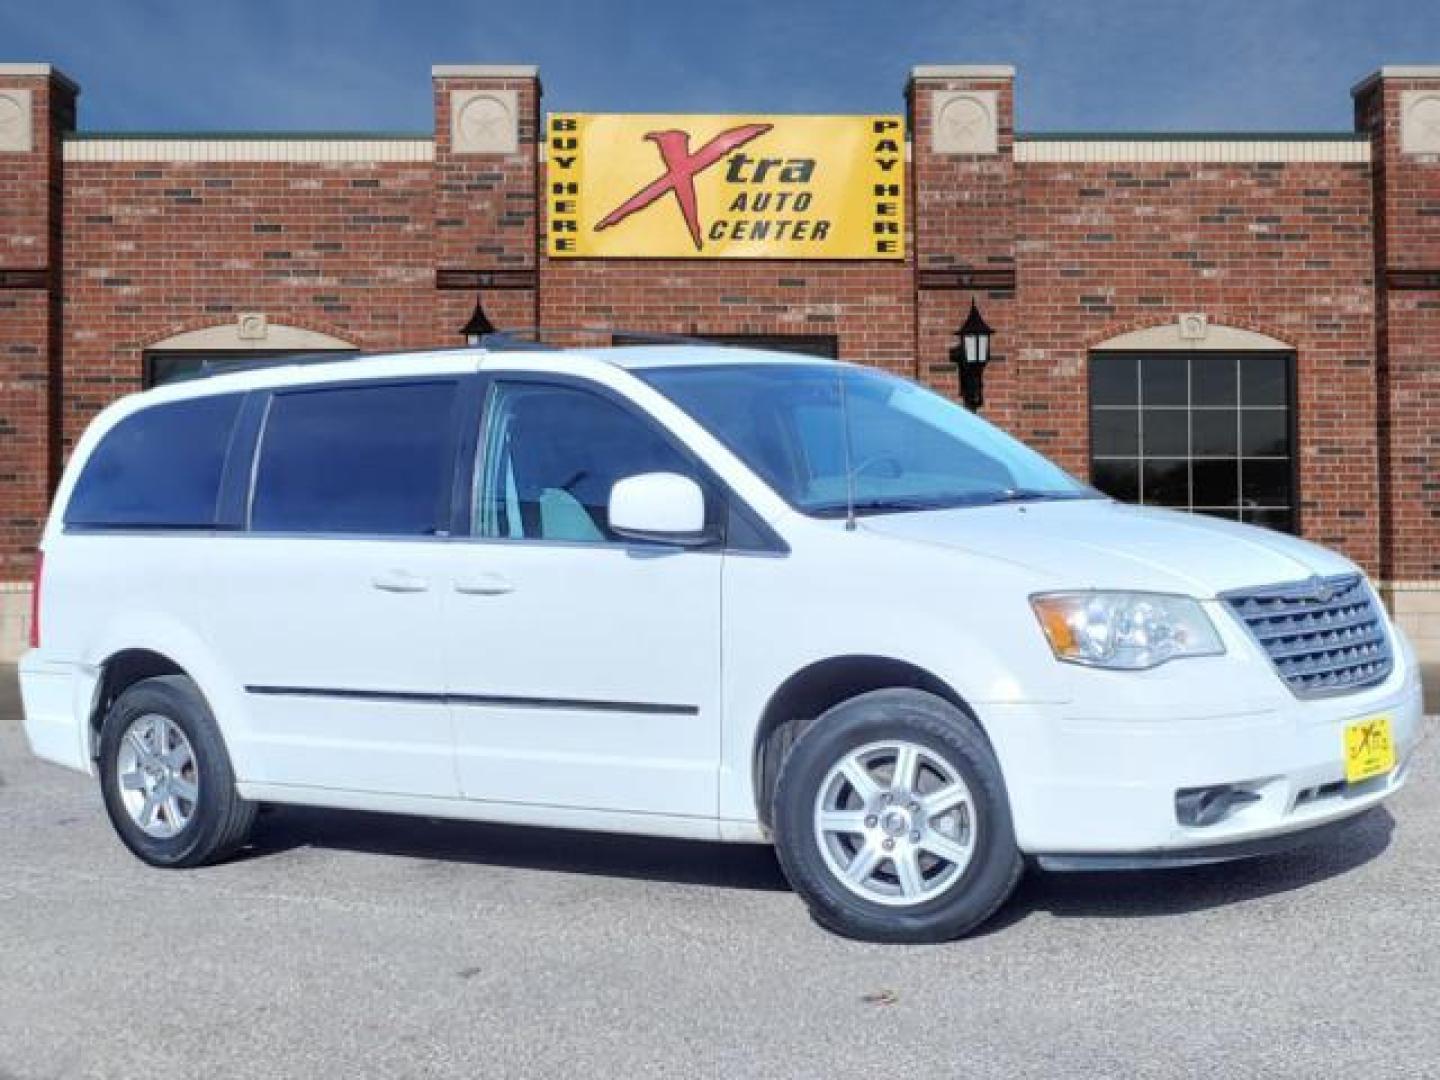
[1223,574,1392,698]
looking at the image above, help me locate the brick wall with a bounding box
[61,156,437,444]
[908,70,1382,573]
[0,68,73,582]
[431,70,540,337]
[910,70,1018,412]
[1011,156,1379,568]
[539,256,915,372]
[1355,71,1440,673]
[1356,72,1440,583]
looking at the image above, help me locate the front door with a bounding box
[444,377,723,819]
[206,378,463,798]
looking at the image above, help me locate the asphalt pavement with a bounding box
[1,669,1436,1079]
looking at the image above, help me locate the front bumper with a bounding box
[985,637,1425,858]
[1034,807,1384,870]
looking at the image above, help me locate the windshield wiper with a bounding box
[810,489,1098,518]
[809,497,944,518]
[977,488,1095,505]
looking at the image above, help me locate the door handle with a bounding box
[371,570,429,593]
[454,573,515,596]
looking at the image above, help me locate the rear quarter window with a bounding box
[65,394,243,528]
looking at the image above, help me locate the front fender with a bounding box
[718,540,1069,823]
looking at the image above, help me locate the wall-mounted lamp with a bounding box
[949,300,994,412]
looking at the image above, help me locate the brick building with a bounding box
[0,61,1436,669]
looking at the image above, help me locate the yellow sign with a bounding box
[547,113,905,259]
[1343,714,1395,784]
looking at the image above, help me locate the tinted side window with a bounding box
[475,382,700,543]
[66,394,242,528]
[251,381,458,535]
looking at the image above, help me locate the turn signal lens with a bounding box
[1030,591,1224,671]
[1036,602,1077,655]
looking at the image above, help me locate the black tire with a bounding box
[97,674,257,868]
[772,688,1023,943]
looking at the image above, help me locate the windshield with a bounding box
[639,363,1097,516]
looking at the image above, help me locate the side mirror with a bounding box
[608,472,714,547]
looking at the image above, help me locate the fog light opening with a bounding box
[1175,784,1262,828]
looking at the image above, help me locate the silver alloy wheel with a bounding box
[813,739,976,907]
[116,713,200,839]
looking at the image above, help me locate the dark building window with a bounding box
[1089,351,1296,532]
[250,381,458,535]
[612,332,838,358]
[144,349,357,388]
[65,394,243,528]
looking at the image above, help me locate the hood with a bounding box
[858,498,1357,597]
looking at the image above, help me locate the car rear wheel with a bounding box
[772,688,1023,942]
[98,674,256,868]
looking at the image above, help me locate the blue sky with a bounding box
[3,0,1437,133]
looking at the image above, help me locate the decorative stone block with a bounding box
[1400,90,1440,155]
[931,90,998,155]
[0,583,32,662]
[451,88,519,155]
[1178,313,1208,340]
[237,312,268,341]
[0,88,33,153]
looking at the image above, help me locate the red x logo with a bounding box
[595,123,773,251]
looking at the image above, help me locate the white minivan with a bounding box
[20,344,1424,941]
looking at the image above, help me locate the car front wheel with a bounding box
[772,688,1023,942]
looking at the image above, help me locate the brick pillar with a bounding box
[430,65,541,340]
[908,65,1019,427]
[0,63,76,653]
[1354,66,1440,678]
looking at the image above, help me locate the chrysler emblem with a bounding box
[1302,576,1334,604]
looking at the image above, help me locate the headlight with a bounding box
[1030,591,1224,670]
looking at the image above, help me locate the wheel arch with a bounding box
[81,615,251,775]
[88,648,188,759]
[751,655,984,828]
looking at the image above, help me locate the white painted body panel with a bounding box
[443,540,722,817]
[199,536,457,797]
[18,345,1425,858]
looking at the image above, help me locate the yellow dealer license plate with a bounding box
[1343,715,1395,784]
